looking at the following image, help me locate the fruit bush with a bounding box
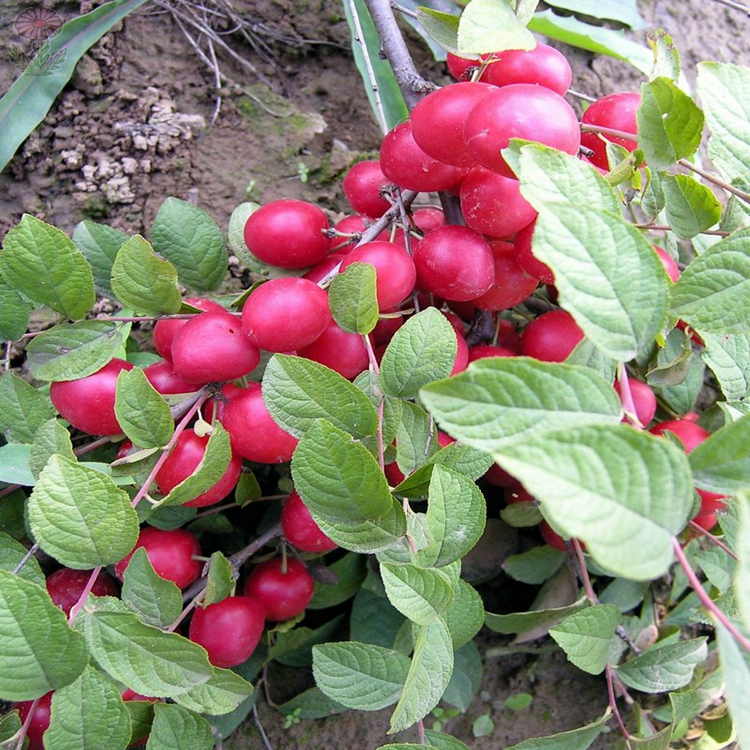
[1,0,750,749]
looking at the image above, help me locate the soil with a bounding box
[1,1,748,748]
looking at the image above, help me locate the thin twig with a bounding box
[12,543,39,575]
[712,0,750,15]
[633,223,730,237]
[679,158,750,204]
[252,704,275,750]
[606,664,632,747]
[688,521,738,560]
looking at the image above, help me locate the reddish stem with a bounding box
[688,521,738,560]
[15,696,39,750]
[605,664,632,743]
[616,364,643,429]
[68,565,104,624]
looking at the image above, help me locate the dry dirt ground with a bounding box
[1,1,749,748]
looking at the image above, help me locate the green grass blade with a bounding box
[0,0,150,172]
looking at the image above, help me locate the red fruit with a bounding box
[242,278,332,352]
[155,429,242,508]
[484,43,572,96]
[506,487,534,504]
[521,310,584,362]
[342,160,392,217]
[115,527,202,590]
[143,359,199,395]
[297,320,369,380]
[691,512,718,532]
[15,692,53,750]
[46,568,119,616]
[460,168,537,238]
[171,312,260,384]
[329,215,367,252]
[370,308,405,347]
[414,226,495,302]
[384,460,405,487]
[615,378,657,427]
[472,241,539,311]
[339,241,416,310]
[697,489,727,515]
[654,246,680,283]
[188,596,266,668]
[580,92,641,171]
[243,557,315,622]
[50,358,133,436]
[153,298,227,361]
[304,253,346,283]
[222,383,299,463]
[540,520,568,551]
[244,199,330,269]
[412,207,445,234]
[463,84,580,177]
[446,51,490,81]
[468,344,517,363]
[495,319,522,353]
[515,219,555,284]
[411,82,495,167]
[484,463,520,488]
[650,420,710,453]
[380,120,467,192]
[281,490,338,553]
[451,330,470,375]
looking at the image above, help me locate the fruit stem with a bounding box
[672,537,750,651]
[633,223,729,237]
[688,521,738,560]
[14,696,40,750]
[605,664,632,745]
[679,158,750,204]
[616,364,643,429]
[11,542,39,575]
[68,565,104,624]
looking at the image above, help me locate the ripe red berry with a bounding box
[297,320,369,380]
[580,92,641,171]
[15,692,53,750]
[152,298,227,361]
[115,527,202,590]
[242,278,332,352]
[282,491,338,553]
[155,429,242,508]
[649,419,710,453]
[243,557,315,621]
[446,51,490,81]
[468,344,517,363]
[222,383,299,463]
[653,246,680,283]
[472,241,539,311]
[514,219,555,285]
[171,312,261,384]
[188,596,266,668]
[520,310,584,362]
[615,378,657,427]
[50,358,133,436]
[342,160,392,217]
[244,199,331,269]
[483,42,572,96]
[46,568,119,616]
[143,359,199,395]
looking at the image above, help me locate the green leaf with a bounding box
[528,11,652,74]
[443,641,482,711]
[647,28,681,81]
[415,465,486,568]
[328,262,379,335]
[637,78,704,170]
[671,228,750,334]
[308,553,367,610]
[83,610,213,697]
[0,570,89,700]
[485,597,588,634]
[690,415,750,494]
[0,372,55,443]
[653,349,705,417]
[203,551,235,607]
[441,579,485,649]
[0,275,31,340]
[550,605,620,675]
[380,308,457,399]
[0,0,150,171]
[457,0,535,54]
[701,331,750,401]
[29,418,75,480]
[26,320,128,381]
[493,425,693,580]
[415,8,460,54]
[263,354,378,439]
[500,501,544,527]
[0,711,22,744]
[342,0,408,131]
[734,492,750,630]
[278,686,345,720]
[150,198,227,292]
[121,548,183,628]
[147,703,213,750]
[72,220,129,297]
[380,562,455,626]
[355,370,403,447]
[0,215,94,319]
[661,175,722,240]
[46,665,131,750]
[512,141,620,213]
[424,731,472,750]
[390,618,454,733]
[530,204,669,360]
[696,62,750,184]
[420,358,621,452]
[114,368,174,449]
[270,615,346,668]
[312,642,411,711]
[28,455,138,568]
[503,711,610,750]
[395,401,435,475]
[503,546,566,585]
[617,638,708,692]
[715,620,750,749]
[0,443,34,486]
[0,531,45,587]
[173,667,254,716]
[599,578,649,612]
[350,588,407,648]
[157,424,232,507]
[291,419,394,523]
[544,0,644,28]
[110,235,182,316]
